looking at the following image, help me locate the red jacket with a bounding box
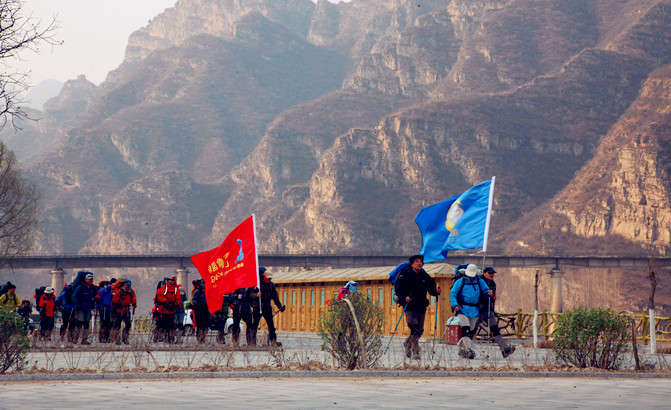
[156,283,180,314]
[39,294,57,317]
[112,288,137,314]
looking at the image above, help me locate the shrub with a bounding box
[0,306,30,373]
[552,307,629,369]
[318,292,384,369]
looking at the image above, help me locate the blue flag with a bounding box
[415,177,495,263]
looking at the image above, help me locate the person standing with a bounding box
[96,278,116,343]
[38,287,57,340]
[250,267,285,347]
[478,267,515,358]
[111,280,136,345]
[0,282,20,311]
[449,264,492,359]
[394,255,441,360]
[191,279,210,344]
[155,276,181,343]
[56,283,77,342]
[73,272,98,345]
[230,287,255,346]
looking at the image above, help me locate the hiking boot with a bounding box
[502,345,516,358]
[403,339,412,358]
[458,349,476,360]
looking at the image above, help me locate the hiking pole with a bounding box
[431,294,439,358]
[383,302,408,355]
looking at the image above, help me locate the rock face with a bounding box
[3,0,671,313]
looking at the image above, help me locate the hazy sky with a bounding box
[14,0,178,87]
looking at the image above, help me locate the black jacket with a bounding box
[395,265,439,312]
[259,280,282,310]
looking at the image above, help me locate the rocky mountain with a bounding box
[3,0,671,314]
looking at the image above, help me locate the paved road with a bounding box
[2,376,671,409]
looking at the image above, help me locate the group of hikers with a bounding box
[1,256,515,359]
[393,254,515,360]
[0,266,286,348]
[151,267,285,346]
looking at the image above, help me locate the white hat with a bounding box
[464,264,479,278]
[45,287,54,294]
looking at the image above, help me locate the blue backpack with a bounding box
[389,261,409,285]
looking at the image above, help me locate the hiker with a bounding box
[449,264,492,359]
[38,287,57,340]
[213,296,230,344]
[394,254,441,359]
[0,282,21,311]
[249,267,285,347]
[230,286,255,346]
[96,278,116,343]
[111,280,136,345]
[191,279,210,344]
[72,272,98,345]
[56,283,78,342]
[478,267,515,358]
[155,276,181,343]
[17,299,35,335]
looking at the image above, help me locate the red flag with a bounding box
[190,215,259,314]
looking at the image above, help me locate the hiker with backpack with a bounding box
[38,287,57,341]
[191,279,210,344]
[394,255,441,360]
[111,280,136,345]
[449,264,492,359]
[250,267,285,347]
[72,271,98,345]
[230,286,256,346]
[155,276,181,343]
[478,267,515,358]
[96,278,116,343]
[56,283,78,342]
[0,282,21,311]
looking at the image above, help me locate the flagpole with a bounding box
[252,214,262,315]
[482,177,495,340]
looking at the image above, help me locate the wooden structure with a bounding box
[272,264,455,337]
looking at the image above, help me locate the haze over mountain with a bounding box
[2,0,671,314]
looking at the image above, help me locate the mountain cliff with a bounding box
[3,0,671,313]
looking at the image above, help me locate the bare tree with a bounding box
[0,0,59,129]
[0,142,39,265]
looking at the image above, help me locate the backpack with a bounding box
[389,261,410,306]
[34,286,47,311]
[0,282,8,298]
[388,261,409,285]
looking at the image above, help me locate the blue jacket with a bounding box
[450,276,490,318]
[73,284,98,312]
[96,285,114,311]
[56,284,76,311]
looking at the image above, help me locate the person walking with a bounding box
[38,287,57,341]
[56,283,77,342]
[230,286,255,346]
[250,267,285,347]
[0,282,20,311]
[394,255,441,359]
[111,280,136,345]
[155,276,181,343]
[449,264,492,359]
[96,278,116,343]
[478,267,515,358]
[73,272,98,345]
[191,279,210,344]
